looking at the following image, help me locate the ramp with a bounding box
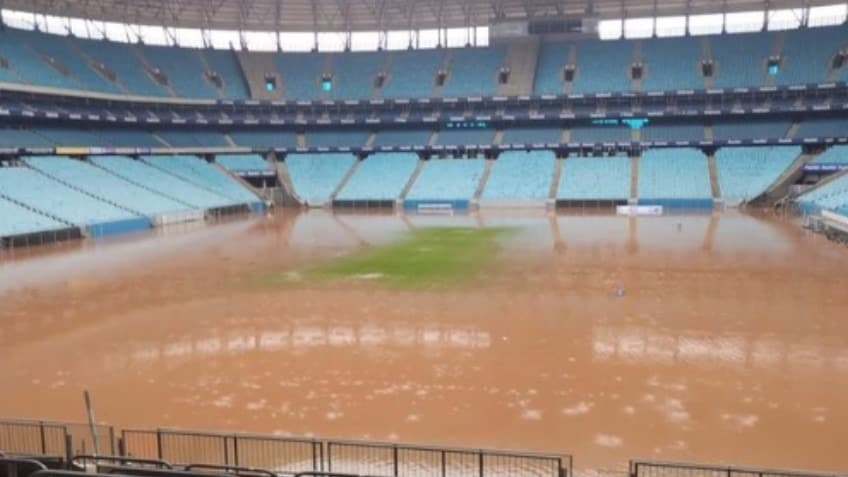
[760,152,816,203]
[497,38,540,96]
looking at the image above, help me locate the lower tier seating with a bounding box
[638,148,712,205]
[336,152,419,201]
[715,146,799,203]
[286,153,357,205]
[482,150,556,200]
[0,195,68,237]
[141,155,258,204]
[406,158,485,201]
[558,155,631,200]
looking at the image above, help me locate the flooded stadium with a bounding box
[1,210,847,473]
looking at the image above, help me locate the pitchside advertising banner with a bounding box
[804,163,848,172]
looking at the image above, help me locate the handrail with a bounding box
[183,464,275,477]
[72,455,173,469]
[0,457,49,470]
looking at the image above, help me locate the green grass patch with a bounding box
[256,227,509,289]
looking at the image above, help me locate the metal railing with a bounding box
[0,421,69,457]
[629,461,847,477]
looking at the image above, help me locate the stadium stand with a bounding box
[381,49,444,98]
[797,173,848,215]
[156,130,231,148]
[0,127,53,148]
[572,39,634,93]
[90,155,236,208]
[336,152,419,201]
[714,146,800,203]
[440,47,504,97]
[229,130,298,148]
[437,128,495,146]
[275,53,326,100]
[638,148,713,207]
[501,127,563,145]
[640,37,705,91]
[307,130,369,148]
[31,127,109,147]
[24,156,191,216]
[569,125,631,144]
[329,51,385,99]
[711,119,790,141]
[139,45,219,98]
[216,154,271,172]
[286,153,357,205]
[200,49,251,99]
[141,155,260,205]
[481,150,555,201]
[810,145,848,164]
[558,155,631,201]
[777,26,848,86]
[373,130,434,148]
[406,158,486,203]
[0,165,137,224]
[641,123,705,142]
[710,31,776,88]
[795,118,848,139]
[533,42,570,95]
[0,195,68,238]
[73,37,169,96]
[98,129,162,148]
[0,28,81,90]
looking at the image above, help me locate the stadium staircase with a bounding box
[88,159,193,208]
[707,155,721,200]
[272,160,304,204]
[397,159,426,206]
[236,51,282,100]
[132,46,178,97]
[195,49,223,99]
[493,130,504,145]
[213,162,267,200]
[761,151,817,204]
[785,122,800,140]
[548,157,563,207]
[26,160,144,216]
[329,158,362,202]
[497,38,540,96]
[472,159,495,203]
[630,155,639,202]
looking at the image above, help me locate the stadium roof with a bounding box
[1,0,834,32]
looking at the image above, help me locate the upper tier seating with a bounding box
[639,148,712,201]
[32,127,109,147]
[330,51,385,99]
[99,129,162,147]
[381,49,444,99]
[572,39,634,94]
[533,42,570,95]
[275,53,326,100]
[90,155,234,208]
[795,118,848,139]
[641,124,705,142]
[229,130,298,148]
[437,128,495,146]
[0,28,80,90]
[407,158,485,200]
[0,166,135,224]
[373,130,434,147]
[156,130,230,148]
[440,47,504,97]
[811,145,848,164]
[777,27,848,85]
[336,152,419,201]
[570,125,631,143]
[502,127,563,145]
[201,49,250,99]
[797,172,848,214]
[140,44,219,98]
[640,37,705,91]
[11,28,120,93]
[307,130,369,148]
[74,37,169,96]
[0,195,67,237]
[482,150,555,200]
[24,156,189,216]
[286,153,357,204]
[710,31,776,88]
[558,155,631,200]
[217,154,271,172]
[714,146,800,202]
[141,155,258,204]
[712,119,789,141]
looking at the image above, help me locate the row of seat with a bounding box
[2,118,845,150]
[0,155,262,239]
[2,25,847,99]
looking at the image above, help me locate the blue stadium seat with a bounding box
[811,145,848,164]
[440,47,504,97]
[381,49,444,99]
[140,44,219,98]
[797,172,848,214]
[712,120,789,141]
[714,146,800,202]
[483,150,555,200]
[201,49,250,99]
[74,37,170,96]
[307,130,368,148]
[336,152,419,201]
[276,53,326,100]
[570,126,631,144]
[641,124,705,142]
[229,130,298,148]
[437,128,495,146]
[777,26,848,85]
[330,51,386,99]
[795,118,848,139]
[407,158,485,200]
[501,127,562,145]
[286,153,357,204]
[141,155,258,203]
[217,154,271,172]
[157,130,230,148]
[558,155,631,200]
[572,39,634,94]
[639,148,712,205]
[373,130,433,147]
[0,195,68,238]
[534,42,570,95]
[640,37,705,91]
[710,31,776,88]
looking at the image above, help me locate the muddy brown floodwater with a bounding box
[1,210,847,474]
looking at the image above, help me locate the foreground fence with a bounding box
[629,461,846,477]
